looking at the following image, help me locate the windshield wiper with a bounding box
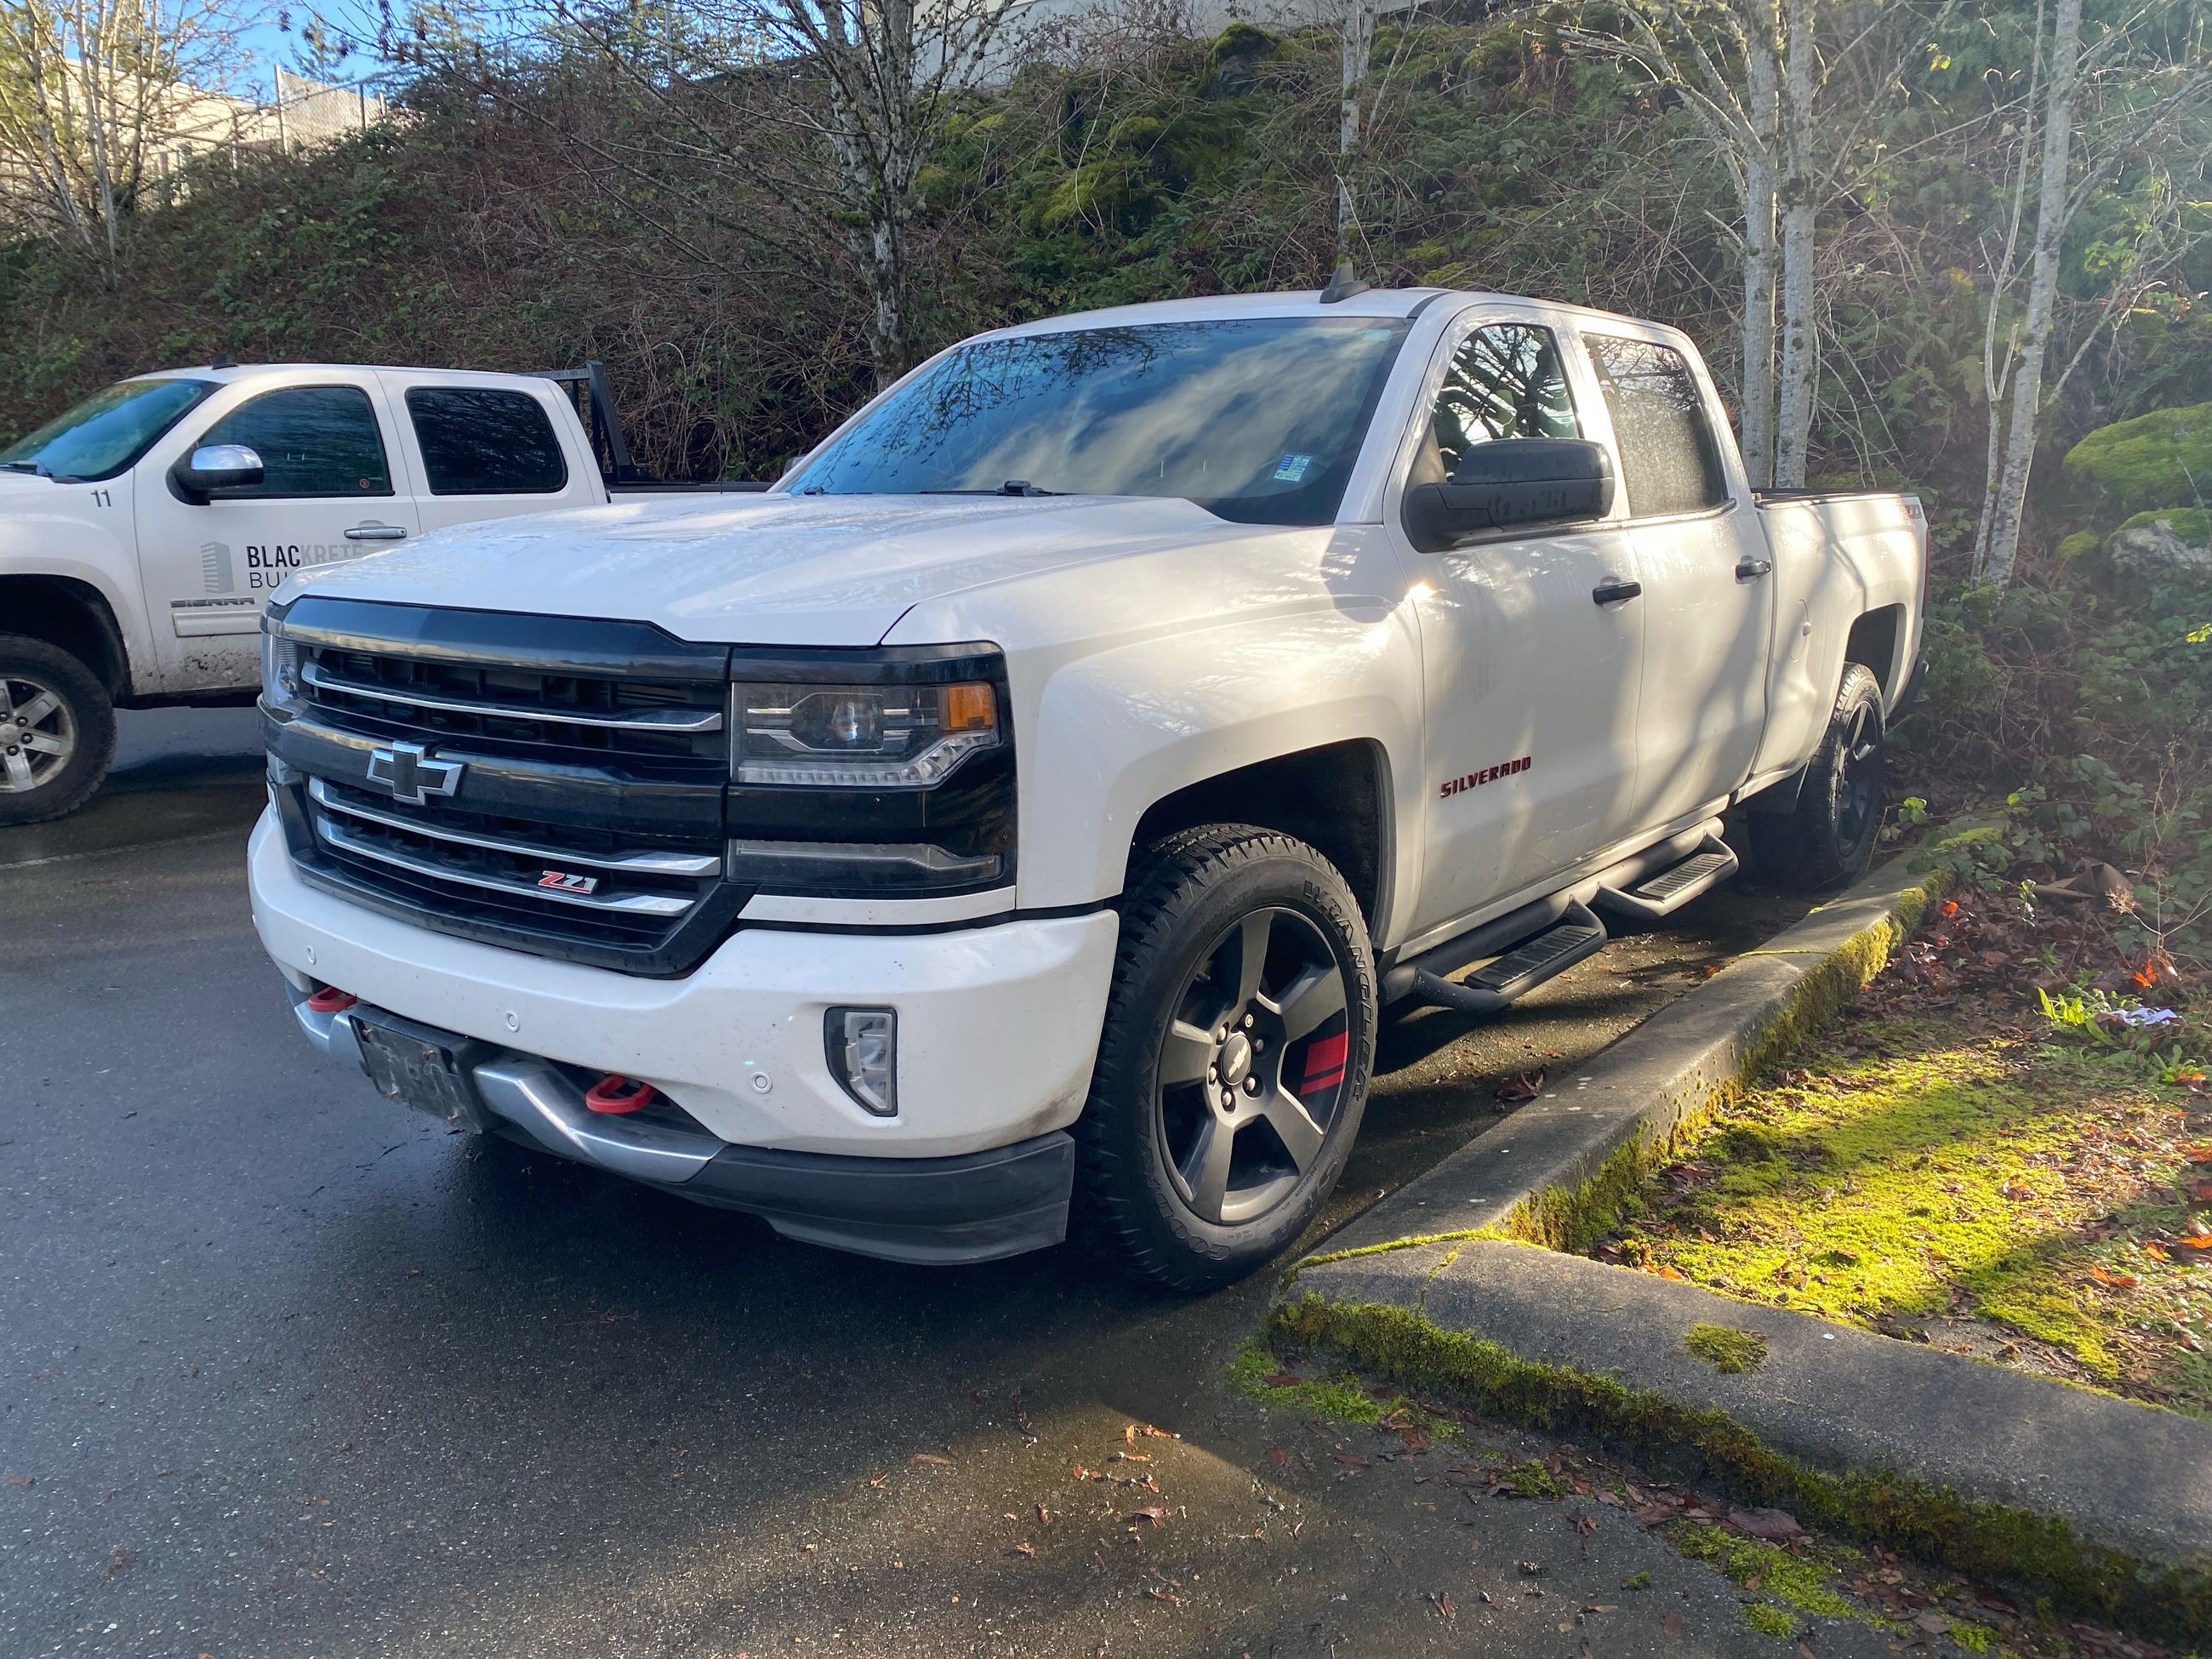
[2,459,49,476]
[920,479,1063,498]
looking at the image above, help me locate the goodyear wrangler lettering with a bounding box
[1440,755,1531,798]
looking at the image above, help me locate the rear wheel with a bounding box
[1748,662,1885,893]
[1074,825,1375,1291]
[0,634,115,826]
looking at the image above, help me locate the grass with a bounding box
[1596,1011,2212,1417]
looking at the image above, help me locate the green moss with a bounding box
[1264,1293,2211,1641]
[1949,1620,1997,1651]
[2057,530,2104,562]
[1685,1323,1769,1374]
[1493,1457,1569,1497]
[1670,1520,1865,1622]
[1225,1337,1387,1423]
[1742,1601,1799,1639]
[2061,403,2212,514]
[1610,1020,2203,1392]
[1488,863,1953,1257]
[2112,507,2211,548]
[1622,1570,1654,1590]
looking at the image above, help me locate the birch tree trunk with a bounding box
[1739,0,1782,488]
[1976,0,2084,590]
[1770,0,1819,489]
[1337,0,1377,261]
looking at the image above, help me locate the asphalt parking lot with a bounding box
[3,713,1867,1659]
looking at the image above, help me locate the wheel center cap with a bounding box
[1219,1031,1253,1087]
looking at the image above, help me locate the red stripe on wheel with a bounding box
[1299,1030,1348,1094]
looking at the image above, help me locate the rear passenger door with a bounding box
[379,378,598,536]
[1391,315,1647,937]
[1576,331,1771,833]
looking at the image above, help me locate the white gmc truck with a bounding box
[0,360,747,822]
[248,284,1925,1290]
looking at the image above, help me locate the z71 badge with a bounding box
[537,870,600,895]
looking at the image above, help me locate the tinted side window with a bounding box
[406,389,567,495]
[1428,323,1581,481]
[1582,336,1728,517]
[199,386,391,498]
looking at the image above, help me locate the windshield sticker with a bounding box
[1272,453,1314,483]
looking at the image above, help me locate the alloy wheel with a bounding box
[1154,906,1353,1227]
[1834,699,1880,860]
[0,675,76,793]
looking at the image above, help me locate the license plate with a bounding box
[352,1016,479,1126]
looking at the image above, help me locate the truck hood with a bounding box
[279,493,1274,646]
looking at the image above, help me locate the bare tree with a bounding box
[1336,0,1377,259]
[1560,0,1931,487]
[1770,0,1816,486]
[0,0,251,268]
[1971,3,2209,589]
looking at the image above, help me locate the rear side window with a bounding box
[405,388,567,495]
[1582,336,1728,517]
[198,386,391,498]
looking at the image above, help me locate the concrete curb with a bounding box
[1308,840,1958,1263]
[1263,831,2212,1635]
[1272,1246,2212,1633]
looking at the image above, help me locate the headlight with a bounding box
[735,680,999,788]
[260,623,304,716]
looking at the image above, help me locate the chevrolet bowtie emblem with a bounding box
[367,740,465,806]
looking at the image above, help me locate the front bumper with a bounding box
[285,985,1075,1263]
[250,807,1119,1250]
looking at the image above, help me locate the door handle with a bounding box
[1591,579,1643,606]
[345,523,408,542]
[1736,557,1774,580]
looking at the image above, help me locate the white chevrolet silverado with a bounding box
[248,284,1925,1289]
[0,359,743,822]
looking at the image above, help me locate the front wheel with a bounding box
[0,634,116,827]
[1074,825,1376,1291]
[1748,662,1886,892]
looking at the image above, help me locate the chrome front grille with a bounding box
[308,778,713,918]
[297,645,727,772]
[270,598,744,976]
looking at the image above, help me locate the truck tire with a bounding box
[1074,824,1376,1291]
[1749,662,1885,893]
[0,634,116,826]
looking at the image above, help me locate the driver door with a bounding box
[1392,315,1646,939]
[132,375,420,692]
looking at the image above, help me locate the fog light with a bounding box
[825,1007,898,1116]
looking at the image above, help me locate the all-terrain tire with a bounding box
[1072,824,1377,1292]
[1747,662,1886,893]
[0,633,116,826]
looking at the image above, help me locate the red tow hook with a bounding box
[584,1074,658,1115]
[306,984,357,1015]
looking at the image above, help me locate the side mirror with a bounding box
[1403,437,1615,553]
[171,443,265,503]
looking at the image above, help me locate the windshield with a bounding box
[0,377,217,482]
[786,316,1413,525]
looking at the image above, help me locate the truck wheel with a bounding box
[0,634,115,826]
[1750,662,1885,893]
[1074,825,1376,1292]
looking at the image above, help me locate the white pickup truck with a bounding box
[0,360,750,822]
[248,284,1925,1289]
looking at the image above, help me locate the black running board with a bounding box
[1591,833,1740,923]
[1399,900,1609,1017]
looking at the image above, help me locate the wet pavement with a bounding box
[3,723,1871,1657]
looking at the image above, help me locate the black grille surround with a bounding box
[265,597,1017,978]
